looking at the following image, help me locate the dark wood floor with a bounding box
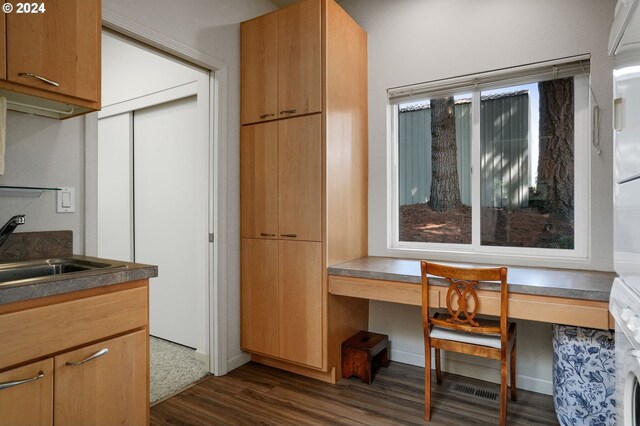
[151,361,559,425]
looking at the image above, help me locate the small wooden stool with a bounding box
[341,331,390,384]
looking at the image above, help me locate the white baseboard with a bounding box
[390,348,553,396]
[195,349,210,371]
[226,352,251,373]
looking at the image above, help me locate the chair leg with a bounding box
[424,346,431,421]
[435,349,442,385]
[510,340,517,401]
[500,357,508,426]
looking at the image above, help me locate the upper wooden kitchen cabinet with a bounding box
[241,0,322,124]
[240,0,369,383]
[0,0,101,118]
[0,14,5,81]
[241,11,278,125]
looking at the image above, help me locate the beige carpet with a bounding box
[149,336,209,403]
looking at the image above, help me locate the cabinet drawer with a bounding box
[0,286,148,371]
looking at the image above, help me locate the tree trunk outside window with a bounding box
[537,78,574,222]
[429,97,461,212]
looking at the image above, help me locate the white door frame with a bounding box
[84,11,229,376]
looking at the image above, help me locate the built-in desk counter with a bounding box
[328,257,616,330]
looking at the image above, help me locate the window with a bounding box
[389,56,590,258]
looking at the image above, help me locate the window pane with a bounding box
[480,80,575,249]
[398,95,472,243]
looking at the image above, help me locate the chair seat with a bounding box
[430,326,502,349]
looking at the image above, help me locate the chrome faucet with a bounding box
[0,215,25,249]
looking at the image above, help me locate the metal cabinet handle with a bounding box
[259,113,275,119]
[17,73,60,87]
[280,109,297,114]
[280,233,297,238]
[0,371,45,390]
[260,233,276,237]
[66,348,109,366]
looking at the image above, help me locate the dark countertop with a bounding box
[0,255,158,305]
[328,256,616,302]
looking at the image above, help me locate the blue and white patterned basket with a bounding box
[552,324,616,426]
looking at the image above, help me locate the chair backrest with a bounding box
[420,261,509,337]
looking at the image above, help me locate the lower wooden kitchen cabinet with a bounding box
[241,239,323,369]
[0,331,146,426]
[278,240,322,368]
[0,280,150,425]
[0,358,53,426]
[54,330,147,425]
[241,238,279,358]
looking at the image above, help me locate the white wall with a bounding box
[101,0,277,371]
[101,30,209,107]
[341,0,615,270]
[0,112,85,252]
[339,0,616,394]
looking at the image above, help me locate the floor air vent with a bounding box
[450,383,499,402]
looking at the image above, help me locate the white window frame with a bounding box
[387,60,591,264]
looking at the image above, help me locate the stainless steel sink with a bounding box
[0,258,124,284]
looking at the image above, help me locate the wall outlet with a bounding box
[57,187,75,213]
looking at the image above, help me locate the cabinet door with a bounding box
[241,122,279,239]
[278,115,322,241]
[6,0,100,102]
[241,238,279,357]
[278,0,322,119]
[54,330,147,426]
[0,13,5,80]
[279,240,323,368]
[0,358,53,426]
[241,12,278,125]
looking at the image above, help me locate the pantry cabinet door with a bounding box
[278,114,322,241]
[278,240,323,368]
[54,330,147,426]
[241,238,279,357]
[241,122,279,239]
[0,358,53,426]
[277,0,322,119]
[241,11,278,124]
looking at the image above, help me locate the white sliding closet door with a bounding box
[97,113,133,262]
[98,31,212,355]
[134,96,209,349]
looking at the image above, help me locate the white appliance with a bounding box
[610,1,640,424]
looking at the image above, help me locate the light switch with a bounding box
[61,192,71,208]
[57,187,75,213]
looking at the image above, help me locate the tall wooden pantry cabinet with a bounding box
[240,0,369,383]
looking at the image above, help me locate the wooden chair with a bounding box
[420,261,516,426]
